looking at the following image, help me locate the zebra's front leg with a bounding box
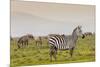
[70,47,74,57]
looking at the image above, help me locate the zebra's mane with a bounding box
[72,27,77,34]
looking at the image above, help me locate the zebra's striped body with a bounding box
[17,34,34,48]
[49,35,70,50]
[34,36,42,48]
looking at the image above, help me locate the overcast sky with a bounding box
[11,1,95,37]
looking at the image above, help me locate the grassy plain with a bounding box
[10,35,95,67]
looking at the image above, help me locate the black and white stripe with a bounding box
[48,35,69,50]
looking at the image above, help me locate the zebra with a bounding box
[84,32,92,36]
[17,34,34,48]
[48,26,84,61]
[34,36,42,48]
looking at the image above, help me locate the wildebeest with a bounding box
[17,34,34,48]
[34,36,42,48]
[48,26,84,61]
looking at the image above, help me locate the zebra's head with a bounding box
[75,26,84,38]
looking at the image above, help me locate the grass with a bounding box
[10,35,95,67]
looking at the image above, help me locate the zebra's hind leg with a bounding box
[49,46,53,61]
[53,47,57,61]
[17,43,20,49]
[50,51,53,62]
[70,47,74,57]
[26,41,28,48]
[49,46,57,61]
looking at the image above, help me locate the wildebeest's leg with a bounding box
[70,47,74,57]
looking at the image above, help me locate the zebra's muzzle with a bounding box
[82,34,85,39]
